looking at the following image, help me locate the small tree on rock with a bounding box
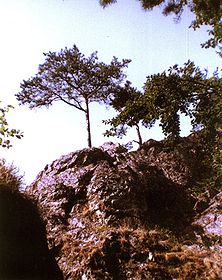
[103,80,144,146]
[107,61,221,142]
[107,60,222,188]
[16,45,130,148]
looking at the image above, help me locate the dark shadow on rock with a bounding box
[144,170,196,232]
[0,184,63,280]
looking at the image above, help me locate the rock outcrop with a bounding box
[26,137,222,279]
[194,191,222,238]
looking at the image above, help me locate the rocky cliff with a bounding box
[26,135,222,279]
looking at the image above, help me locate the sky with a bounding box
[0,0,220,185]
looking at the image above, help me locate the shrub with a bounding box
[0,159,23,191]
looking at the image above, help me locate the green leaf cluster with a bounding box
[0,103,23,148]
[103,81,144,144]
[107,60,221,139]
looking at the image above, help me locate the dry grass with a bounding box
[0,159,23,191]
[60,223,222,279]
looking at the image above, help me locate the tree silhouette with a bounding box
[16,45,130,148]
[104,81,143,146]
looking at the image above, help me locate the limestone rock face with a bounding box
[26,138,222,279]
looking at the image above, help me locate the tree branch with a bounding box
[53,91,86,112]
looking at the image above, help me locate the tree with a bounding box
[0,103,23,148]
[145,61,221,141]
[16,45,130,148]
[108,60,222,188]
[99,0,222,55]
[111,61,221,140]
[103,80,143,145]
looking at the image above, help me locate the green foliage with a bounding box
[99,0,222,54]
[106,61,222,188]
[16,45,130,148]
[108,80,141,111]
[100,0,117,7]
[100,0,222,26]
[144,61,221,138]
[200,22,222,56]
[103,81,143,145]
[112,61,221,139]
[0,103,23,148]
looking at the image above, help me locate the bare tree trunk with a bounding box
[136,124,143,146]
[85,99,92,148]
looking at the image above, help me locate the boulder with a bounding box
[194,191,222,236]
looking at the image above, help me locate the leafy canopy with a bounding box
[105,61,222,188]
[16,45,130,148]
[100,0,222,55]
[106,60,222,142]
[0,103,23,148]
[103,80,143,145]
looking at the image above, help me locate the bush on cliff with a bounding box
[0,159,63,280]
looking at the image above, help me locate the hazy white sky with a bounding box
[0,0,220,185]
